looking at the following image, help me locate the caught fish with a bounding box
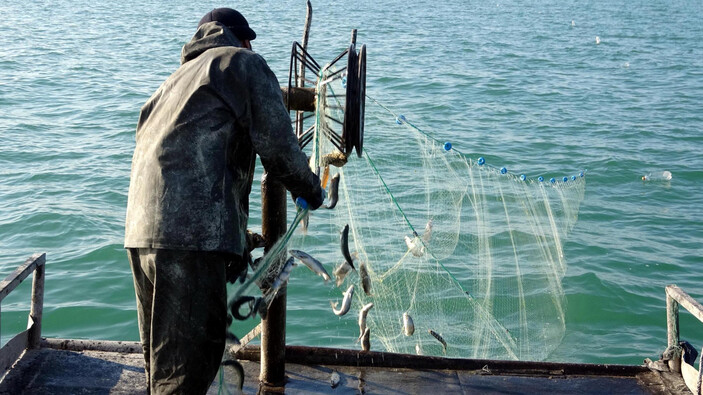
[403,312,415,336]
[340,224,356,270]
[404,231,424,257]
[428,329,447,354]
[301,212,310,232]
[421,219,433,244]
[324,173,341,209]
[359,261,372,296]
[333,260,353,287]
[360,327,371,352]
[415,343,423,356]
[330,370,340,388]
[271,257,296,292]
[330,285,355,316]
[358,302,374,340]
[289,249,331,282]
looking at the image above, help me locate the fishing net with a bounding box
[289,75,585,360]
[225,58,585,365]
[326,120,584,360]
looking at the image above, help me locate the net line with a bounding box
[284,90,587,360]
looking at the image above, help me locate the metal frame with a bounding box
[0,253,46,376]
[666,284,703,394]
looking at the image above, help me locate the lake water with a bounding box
[1,0,702,365]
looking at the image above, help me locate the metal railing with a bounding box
[0,253,46,375]
[665,284,703,394]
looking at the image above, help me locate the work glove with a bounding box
[308,187,326,210]
[291,187,326,211]
[246,230,265,251]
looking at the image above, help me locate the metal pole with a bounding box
[259,173,288,389]
[260,2,313,390]
[294,1,313,137]
[665,287,681,372]
[28,263,45,349]
[666,291,679,350]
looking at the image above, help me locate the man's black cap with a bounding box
[198,8,256,41]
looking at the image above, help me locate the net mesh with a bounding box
[226,61,585,363]
[290,82,585,360]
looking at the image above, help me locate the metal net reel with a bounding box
[287,33,366,171]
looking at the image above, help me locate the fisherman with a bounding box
[124,8,324,394]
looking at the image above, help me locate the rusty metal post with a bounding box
[259,2,313,390]
[665,286,681,372]
[259,173,288,388]
[666,288,680,350]
[28,263,45,349]
[295,0,313,137]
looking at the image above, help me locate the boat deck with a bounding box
[0,339,689,394]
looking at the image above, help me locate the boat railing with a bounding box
[665,284,703,394]
[0,253,45,377]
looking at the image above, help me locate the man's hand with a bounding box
[246,230,265,251]
[291,187,326,210]
[309,188,326,210]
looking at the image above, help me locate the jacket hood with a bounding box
[180,21,245,64]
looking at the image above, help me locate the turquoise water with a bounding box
[1,0,702,365]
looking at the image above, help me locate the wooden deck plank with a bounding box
[0,343,692,394]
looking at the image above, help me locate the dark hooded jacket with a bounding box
[125,22,322,255]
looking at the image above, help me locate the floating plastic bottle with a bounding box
[642,171,672,181]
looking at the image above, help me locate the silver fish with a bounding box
[340,224,356,270]
[403,312,415,336]
[421,219,433,244]
[361,327,370,351]
[358,302,374,340]
[428,329,447,354]
[330,285,355,316]
[333,260,353,287]
[330,370,340,388]
[301,212,309,231]
[271,257,296,292]
[289,249,331,282]
[325,173,340,209]
[415,343,423,355]
[404,233,424,257]
[359,261,372,296]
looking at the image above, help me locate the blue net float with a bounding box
[520,174,526,181]
[444,142,452,151]
[500,167,507,174]
[538,176,544,182]
[477,157,485,166]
